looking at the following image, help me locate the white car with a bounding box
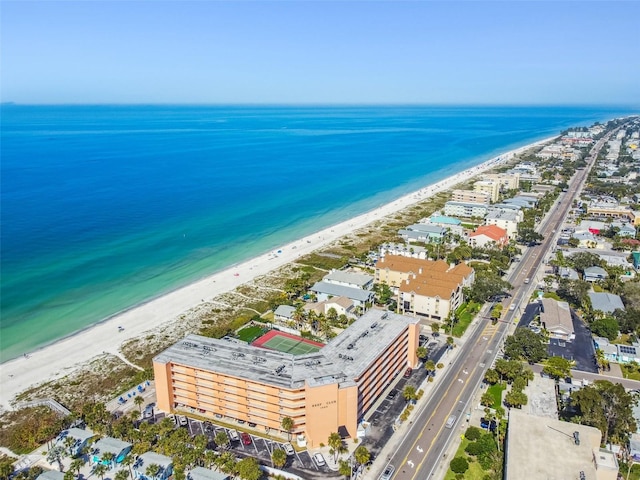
[283,443,295,456]
[178,415,188,427]
[313,453,326,467]
[380,464,395,480]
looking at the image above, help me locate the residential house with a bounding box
[593,337,640,365]
[583,266,609,282]
[37,472,65,480]
[593,337,622,364]
[468,225,508,248]
[134,452,173,480]
[60,428,95,457]
[484,210,521,239]
[91,437,132,469]
[398,262,475,321]
[539,298,574,341]
[309,282,374,308]
[558,267,579,281]
[398,224,447,244]
[323,270,374,290]
[588,292,625,314]
[188,467,230,480]
[304,296,356,318]
[426,215,466,236]
[443,201,489,218]
[451,189,492,204]
[273,305,296,323]
[611,221,636,237]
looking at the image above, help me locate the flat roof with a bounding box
[137,452,173,469]
[92,437,132,456]
[588,292,625,313]
[188,467,229,480]
[155,310,419,390]
[324,270,374,287]
[65,427,95,442]
[506,409,601,480]
[37,472,65,480]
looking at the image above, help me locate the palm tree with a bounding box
[446,336,455,348]
[416,346,428,360]
[354,446,370,468]
[281,416,294,441]
[134,396,145,414]
[215,431,230,451]
[271,448,287,468]
[93,463,108,480]
[101,452,115,470]
[327,432,342,462]
[64,471,75,480]
[0,462,14,480]
[47,446,66,472]
[424,360,436,375]
[120,455,134,480]
[403,385,417,402]
[69,458,86,477]
[115,469,130,480]
[144,463,161,480]
[203,450,217,469]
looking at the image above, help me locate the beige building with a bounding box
[450,189,491,204]
[484,172,520,191]
[398,262,474,321]
[153,310,419,448]
[506,409,618,480]
[473,180,500,203]
[539,298,574,341]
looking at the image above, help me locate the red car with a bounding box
[241,432,252,445]
[404,368,412,378]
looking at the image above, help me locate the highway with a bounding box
[386,129,617,480]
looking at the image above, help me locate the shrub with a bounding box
[450,457,469,474]
[465,426,482,441]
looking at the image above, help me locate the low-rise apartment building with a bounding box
[450,189,492,204]
[443,201,489,219]
[473,180,500,203]
[153,310,420,448]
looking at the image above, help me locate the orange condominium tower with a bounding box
[153,309,420,447]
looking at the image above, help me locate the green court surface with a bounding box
[261,336,322,355]
[237,325,265,343]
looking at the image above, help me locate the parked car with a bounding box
[403,368,412,378]
[178,415,188,427]
[380,464,395,480]
[228,429,240,442]
[283,443,295,456]
[313,453,326,467]
[387,390,398,399]
[248,422,257,427]
[143,406,154,419]
[241,432,252,446]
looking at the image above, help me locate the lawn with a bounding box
[443,438,486,480]
[236,325,265,343]
[452,302,481,338]
[621,363,640,381]
[486,383,506,409]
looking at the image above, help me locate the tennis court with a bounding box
[252,330,324,355]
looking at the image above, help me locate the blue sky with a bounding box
[2,1,638,105]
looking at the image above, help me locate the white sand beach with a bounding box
[0,137,553,410]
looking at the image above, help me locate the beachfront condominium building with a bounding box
[473,180,500,203]
[483,173,520,192]
[153,309,419,448]
[443,201,489,219]
[484,209,522,239]
[450,189,492,205]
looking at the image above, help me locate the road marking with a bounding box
[416,446,423,453]
[407,460,414,469]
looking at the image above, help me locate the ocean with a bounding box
[1,105,635,362]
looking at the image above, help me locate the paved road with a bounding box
[386,129,619,480]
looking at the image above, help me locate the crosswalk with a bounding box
[482,321,499,337]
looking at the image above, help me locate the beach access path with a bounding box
[0,137,553,411]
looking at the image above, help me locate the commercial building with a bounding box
[505,409,618,480]
[153,310,420,448]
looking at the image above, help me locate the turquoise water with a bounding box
[1,105,635,361]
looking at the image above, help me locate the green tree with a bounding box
[281,416,294,441]
[446,336,455,348]
[504,390,528,408]
[464,272,512,303]
[571,380,638,445]
[449,457,469,474]
[504,328,547,363]
[403,385,417,402]
[484,369,499,385]
[431,323,440,334]
[236,457,261,480]
[92,463,109,480]
[0,459,14,480]
[133,395,145,413]
[46,446,65,472]
[328,432,342,462]
[354,446,370,467]
[416,346,428,360]
[591,317,620,341]
[120,455,134,479]
[480,392,495,408]
[271,448,287,468]
[115,469,130,480]
[542,356,573,380]
[424,360,436,374]
[63,471,75,480]
[338,459,351,478]
[465,426,482,441]
[69,458,85,478]
[215,431,230,450]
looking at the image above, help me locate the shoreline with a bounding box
[0,136,554,410]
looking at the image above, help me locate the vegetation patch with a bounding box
[621,362,640,381]
[452,302,480,337]
[486,383,506,409]
[236,325,265,343]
